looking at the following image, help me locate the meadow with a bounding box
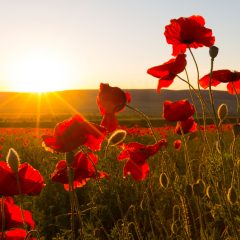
[1,14,240,240]
[0,120,239,239]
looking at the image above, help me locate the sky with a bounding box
[0,0,239,92]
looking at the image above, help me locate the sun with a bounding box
[5,52,73,93]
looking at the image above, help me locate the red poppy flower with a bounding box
[51,151,108,190]
[0,229,36,240]
[0,162,45,196]
[0,197,35,230]
[164,15,215,56]
[163,100,195,122]
[175,117,197,135]
[173,139,182,150]
[42,114,106,152]
[199,70,240,94]
[147,54,187,92]
[118,140,167,181]
[97,83,131,132]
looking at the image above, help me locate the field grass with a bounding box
[0,120,239,239]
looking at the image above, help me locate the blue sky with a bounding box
[0,0,239,91]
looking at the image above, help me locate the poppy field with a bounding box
[1,15,240,240]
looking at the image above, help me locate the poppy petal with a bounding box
[163,100,195,122]
[175,117,198,135]
[157,79,174,92]
[0,162,44,196]
[100,113,119,132]
[42,114,106,152]
[227,80,240,94]
[123,160,150,181]
[164,15,215,56]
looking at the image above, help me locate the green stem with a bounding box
[208,58,218,127]
[73,191,85,240]
[176,74,214,159]
[179,123,193,182]
[126,104,158,142]
[104,144,109,161]
[230,137,236,187]
[188,47,200,89]
[231,82,240,123]
[24,230,41,240]
[66,152,76,240]
[176,75,212,116]
[16,174,27,231]
[184,69,199,118]
[80,147,99,182]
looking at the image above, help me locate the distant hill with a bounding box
[0,89,238,123]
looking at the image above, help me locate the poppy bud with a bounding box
[171,222,180,235]
[237,159,240,168]
[217,104,228,121]
[209,46,219,59]
[159,172,169,189]
[227,187,238,205]
[108,129,127,146]
[206,185,213,199]
[6,148,20,174]
[232,124,240,138]
[173,139,181,150]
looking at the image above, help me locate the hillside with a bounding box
[0,89,237,122]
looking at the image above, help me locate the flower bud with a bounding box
[171,222,180,235]
[108,129,127,146]
[227,187,238,205]
[237,159,240,168]
[159,172,169,189]
[209,46,219,59]
[217,104,228,121]
[206,185,213,199]
[6,148,20,174]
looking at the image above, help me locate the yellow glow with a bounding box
[5,52,72,93]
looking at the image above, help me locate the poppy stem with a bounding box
[208,59,219,127]
[66,152,76,240]
[104,144,109,161]
[231,82,240,123]
[72,191,85,239]
[179,123,193,182]
[125,104,158,142]
[188,47,200,88]
[184,68,199,118]
[1,197,5,240]
[80,147,103,193]
[208,58,227,188]
[176,74,212,115]
[25,230,41,240]
[180,70,211,144]
[16,174,27,231]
